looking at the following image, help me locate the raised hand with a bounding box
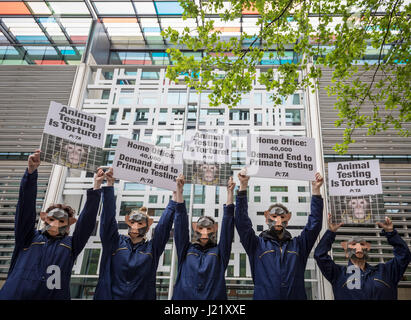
[105,167,115,187]
[94,167,105,190]
[238,168,250,191]
[28,149,41,174]
[328,213,343,233]
[312,172,324,195]
[376,216,394,232]
[226,176,236,205]
[175,174,185,203]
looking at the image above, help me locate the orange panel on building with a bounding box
[0,2,31,15]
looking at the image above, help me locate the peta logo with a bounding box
[46,265,61,290]
[346,265,361,289]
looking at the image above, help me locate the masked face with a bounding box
[264,206,291,234]
[342,237,371,262]
[192,217,218,247]
[64,143,86,165]
[348,199,369,219]
[40,208,74,238]
[125,211,153,240]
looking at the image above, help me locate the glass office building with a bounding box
[0,1,410,300]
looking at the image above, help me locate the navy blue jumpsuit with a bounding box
[314,229,411,299]
[235,190,323,300]
[0,169,102,300]
[172,202,234,300]
[94,186,176,299]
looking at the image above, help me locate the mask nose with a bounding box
[49,220,60,227]
[274,217,283,226]
[200,228,209,238]
[355,243,363,253]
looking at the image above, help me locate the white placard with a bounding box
[183,130,231,164]
[43,101,106,148]
[113,136,183,191]
[246,134,317,181]
[328,160,382,196]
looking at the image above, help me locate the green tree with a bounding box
[162,0,410,154]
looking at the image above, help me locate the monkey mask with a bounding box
[341,237,371,262]
[192,216,218,247]
[40,208,77,238]
[264,204,291,236]
[125,208,153,239]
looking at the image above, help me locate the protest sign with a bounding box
[246,134,316,181]
[329,194,385,224]
[113,136,183,191]
[183,162,233,186]
[40,101,106,172]
[328,160,384,224]
[43,101,105,147]
[183,130,231,164]
[328,160,382,196]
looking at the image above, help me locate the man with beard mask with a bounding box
[94,168,177,300]
[235,169,324,300]
[314,214,411,299]
[172,175,235,299]
[0,150,102,300]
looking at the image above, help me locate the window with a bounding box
[240,253,247,277]
[105,134,119,148]
[254,93,262,105]
[194,185,205,204]
[270,196,277,203]
[282,196,289,203]
[120,201,144,216]
[292,93,300,105]
[285,109,302,126]
[297,212,307,216]
[132,129,140,141]
[254,196,261,203]
[156,135,171,147]
[254,113,262,125]
[254,186,261,192]
[163,249,171,266]
[109,108,119,125]
[135,108,149,123]
[149,195,158,203]
[270,186,288,192]
[158,108,168,125]
[257,211,264,216]
[80,249,100,275]
[141,71,160,80]
[123,183,145,191]
[122,108,131,121]
[257,225,264,232]
[192,208,204,217]
[298,196,308,203]
[298,186,307,192]
[167,91,186,105]
[229,109,250,121]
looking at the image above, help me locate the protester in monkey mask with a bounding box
[94,168,177,300]
[0,150,102,300]
[235,168,324,300]
[314,214,411,300]
[172,175,235,300]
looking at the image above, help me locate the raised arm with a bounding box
[151,197,177,259]
[314,214,344,284]
[296,172,324,260]
[234,169,258,255]
[15,150,41,248]
[173,174,190,262]
[71,167,103,258]
[99,167,120,247]
[218,177,235,269]
[376,217,411,284]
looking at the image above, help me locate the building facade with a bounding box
[0,1,409,299]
